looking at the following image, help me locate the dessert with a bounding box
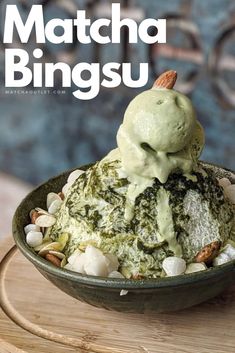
[24,71,235,279]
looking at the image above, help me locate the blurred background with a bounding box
[0,0,235,186]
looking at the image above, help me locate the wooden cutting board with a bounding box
[1,233,235,353]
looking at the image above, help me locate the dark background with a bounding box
[0,0,235,185]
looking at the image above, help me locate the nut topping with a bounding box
[195,241,221,264]
[153,70,177,89]
[45,253,61,267]
[30,210,40,224]
[58,192,65,200]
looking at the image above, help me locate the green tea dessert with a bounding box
[39,71,234,278]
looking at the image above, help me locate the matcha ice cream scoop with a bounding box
[117,70,205,185]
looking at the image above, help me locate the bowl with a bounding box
[12,162,235,313]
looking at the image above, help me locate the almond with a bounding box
[58,192,65,200]
[35,214,56,228]
[153,70,177,89]
[30,210,40,224]
[45,253,61,267]
[131,274,145,280]
[195,241,221,264]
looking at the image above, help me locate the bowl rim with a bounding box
[12,161,235,290]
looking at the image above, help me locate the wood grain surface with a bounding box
[0,338,27,353]
[0,233,235,353]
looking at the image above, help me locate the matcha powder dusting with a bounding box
[49,157,234,279]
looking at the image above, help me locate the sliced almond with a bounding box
[35,214,56,228]
[195,241,221,264]
[47,192,62,209]
[35,207,51,216]
[67,169,85,184]
[34,241,53,252]
[153,70,177,89]
[185,262,207,274]
[49,250,65,260]
[48,199,63,214]
[38,242,62,257]
[45,253,61,267]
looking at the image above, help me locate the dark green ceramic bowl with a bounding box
[13,162,235,313]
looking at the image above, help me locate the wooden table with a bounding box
[0,173,235,353]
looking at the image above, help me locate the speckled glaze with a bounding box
[12,162,235,313]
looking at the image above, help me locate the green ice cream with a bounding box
[117,87,205,185]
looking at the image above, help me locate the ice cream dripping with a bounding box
[107,71,205,227]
